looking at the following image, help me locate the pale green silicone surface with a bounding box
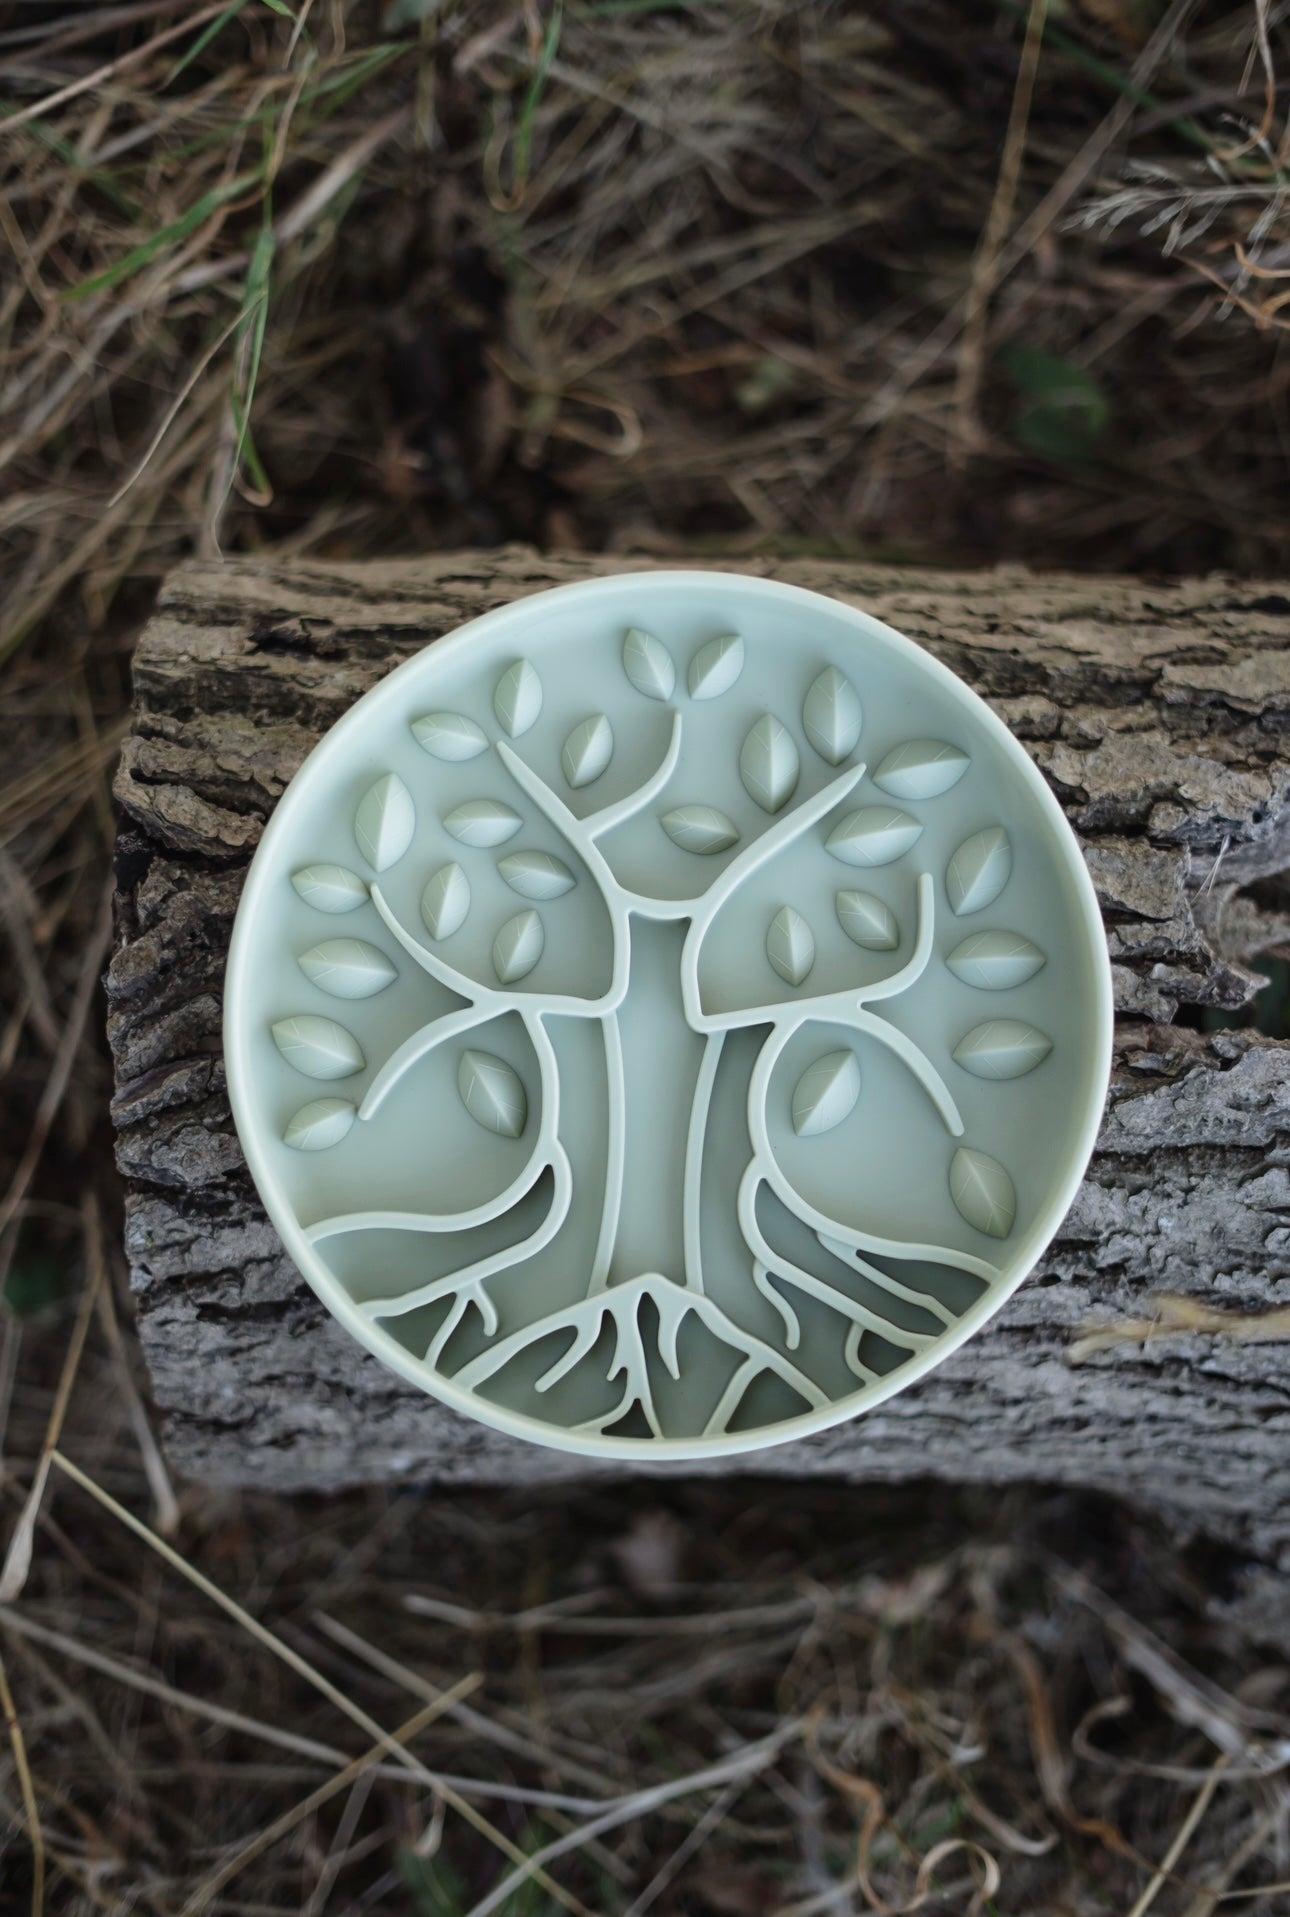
[224,572,1113,1458]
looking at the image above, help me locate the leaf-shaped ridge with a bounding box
[421,862,470,940]
[836,889,899,950]
[660,805,739,856]
[802,666,862,764]
[411,710,489,761]
[946,825,1012,916]
[561,713,614,789]
[444,799,522,848]
[498,850,577,900]
[283,1098,356,1152]
[946,929,1046,990]
[291,864,368,914]
[493,659,542,737]
[298,939,396,1000]
[950,1146,1016,1239]
[687,632,744,700]
[953,1019,1053,1081]
[766,905,815,986]
[826,806,922,867]
[492,910,544,984]
[792,1049,861,1138]
[622,627,675,701]
[354,772,414,873]
[457,1049,527,1139]
[872,738,969,801]
[271,1014,364,1081]
[740,713,800,815]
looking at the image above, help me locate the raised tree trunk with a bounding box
[108,552,1290,1632]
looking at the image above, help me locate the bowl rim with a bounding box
[224,568,1115,1461]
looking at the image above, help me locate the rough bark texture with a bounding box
[108,552,1290,1631]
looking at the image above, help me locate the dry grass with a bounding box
[4,0,1290,647]
[7,1292,1290,1915]
[4,0,1290,1910]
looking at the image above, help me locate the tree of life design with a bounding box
[269,622,1057,1447]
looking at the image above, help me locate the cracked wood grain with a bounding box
[108,551,1290,1635]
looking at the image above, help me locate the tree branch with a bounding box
[426,1286,497,1367]
[847,1008,963,1137]
[355,1144,573,1325]
[360,1002,504,1120]
[753,1145,998,1291]
[370,883,500,1010]
[371,879,618,1022]
[816,1233,985,1326]
[583,710,683,840]
[493,740,633,1010]
[744,1026,1000,1292]
[737,1161,942,1355]
[308,1011,564,1246]
[679,762,868,1020]
[854,870,937,1005]
[587,1013,626,1295]
[448,1272,830,1437]
[728,900,962,1150]
[683,871,941,1043]
[682,1031,724,1296]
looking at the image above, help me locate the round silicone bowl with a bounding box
[224,571,1113,1460]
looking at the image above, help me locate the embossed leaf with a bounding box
[950,1146,1016,1239]
[498,850,577,900]
[766,906,815,986]
[872,738,969,801]
[687,632,744,700]
[283,1098,356,1152]
[411,710,489,760]
[421,862,470,940]
[444,799,522,848]
[271,1014,364,1080]
[836,889,899,950]
[946,825,1012,915]
[953,1019,1053,1081]
[826,806,922,867]
[946,929,1046,990]
[661,805,740,855]
[622,627,676,701]
[493,659,542,737]
[802,666,862,764]
[457,1050,527,1138]
[740,713,800,814]
[299,939,397,1000]
[792,1049,861,1138]
[562,713,614,788]
[354,773,415,872]
[493,910,544,984]
[291,864,368,914]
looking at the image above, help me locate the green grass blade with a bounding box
[62,170,263,301]
[994,0,1216,154]
[512,1,563,196]
[169,0,253,81]
[229,392,273,497]
[232,215,275,490]
[170,0,297,84]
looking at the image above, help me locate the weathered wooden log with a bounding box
[108,553,1290,1629]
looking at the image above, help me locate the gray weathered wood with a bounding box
[108,553,1290,1630]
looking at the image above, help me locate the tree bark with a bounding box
[108,552,1290,1630]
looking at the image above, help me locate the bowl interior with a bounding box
[224,572,1112,1457]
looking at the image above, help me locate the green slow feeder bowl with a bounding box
[224,572,1113,1457]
